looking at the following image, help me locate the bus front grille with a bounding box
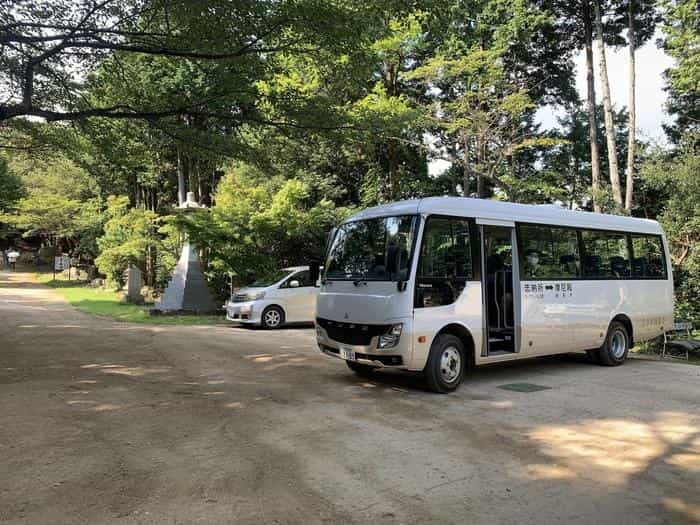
[316,317,391,346]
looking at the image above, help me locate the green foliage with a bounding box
[1,0,698,320]
[0,157,25,212]
[410,45,540,199]
[661,0,700,141]
[3,152,102,246]
[641,135,700,321]
[95,196,160,287]
[181,163,349,283]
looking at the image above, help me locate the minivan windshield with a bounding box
[325,215,417,281]
[250,269,294,287]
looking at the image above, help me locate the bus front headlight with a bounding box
[378,323,402,349]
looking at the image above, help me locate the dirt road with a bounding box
[1,270,699,524]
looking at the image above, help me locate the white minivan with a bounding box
[225,266,319,328]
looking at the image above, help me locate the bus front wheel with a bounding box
[595,321,629,366]
[424,334,466,393]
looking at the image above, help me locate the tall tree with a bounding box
[625,0,637,212]
[548,0,624,212]
[350,13,427,202]
[0,0,372,125]
[594,0,623,209]
[410,47,539,200]
[414,0,577,199]
[584,0,603,212]
[613,0,657,212]
[660,0,699,143]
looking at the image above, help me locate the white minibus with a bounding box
[315,197,674,392]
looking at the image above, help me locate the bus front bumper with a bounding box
[315,323,412,369]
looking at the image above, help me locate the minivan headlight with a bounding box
[247,291,265,301]
[378,323,402,349]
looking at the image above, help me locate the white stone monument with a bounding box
[153,192,218,314]
[125,265,145,304]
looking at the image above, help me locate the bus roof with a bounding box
[344,197,664,235]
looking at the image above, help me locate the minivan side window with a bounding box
[415,217,472,308]
[285,270,314,287]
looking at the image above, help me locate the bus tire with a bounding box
[596,321,629,366]
[261,306,285,329]
[346,360,375,377]
[424,334,466,393]
[586,349,600,364]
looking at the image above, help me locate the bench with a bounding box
[663,321,700,360]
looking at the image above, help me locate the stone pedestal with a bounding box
[154,242,218,314]
[125,265,144,304]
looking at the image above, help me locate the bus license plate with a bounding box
[339,347,355,361]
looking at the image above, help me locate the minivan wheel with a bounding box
[261,306,285,329]
[424,334,466,393]
[595,321,629,366]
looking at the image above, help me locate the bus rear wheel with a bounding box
[594,321,629,366]
[424,334,466,393]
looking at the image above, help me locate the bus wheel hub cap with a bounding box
[440,347,461,383]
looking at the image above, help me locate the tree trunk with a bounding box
[475,136,485,198]
[134,176,141,208]
[462,136,470,197]
[385,62,398,202]
[387,140,398,201]
[625,0,636,212]
[176,146,185,205]
[196,159,203,203]
[584,2,602,212]
[594,0,623,208]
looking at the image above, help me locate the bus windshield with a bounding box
[325,215,417,282]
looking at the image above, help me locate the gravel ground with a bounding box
[1,270,699,524]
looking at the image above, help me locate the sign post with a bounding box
[53,255,70,280]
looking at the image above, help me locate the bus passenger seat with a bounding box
[632,257,647,276]
[584,255,602,276]
[560,254,577,274]
[609,256,628,277]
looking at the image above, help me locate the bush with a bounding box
[95,196,162,288]
[181,162,350,285]
[641,136,700,322]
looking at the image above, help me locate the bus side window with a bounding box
[415,217,472,308]
[518,224,580,279]
[581,230,630,279]
[631,235,667,278]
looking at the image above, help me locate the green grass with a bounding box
[35,272,227,325]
